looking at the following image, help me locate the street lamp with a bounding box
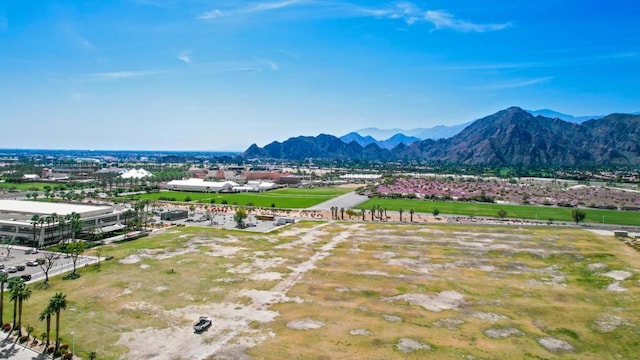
[71,331,75,357]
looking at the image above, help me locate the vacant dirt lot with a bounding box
[17,221,640,359]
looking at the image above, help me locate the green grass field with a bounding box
[357,198,640,226]
[127,187,354,208]
[0,182,62,191]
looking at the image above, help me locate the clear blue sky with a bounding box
[1,0,639,151]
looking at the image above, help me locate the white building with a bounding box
[166,178,238,192]
[0,200,128,246]
[120,168,154,179]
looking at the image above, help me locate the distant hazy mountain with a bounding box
[339,132,378,147]
[245,107,640,166]
[355,122,471,141]
[525,109,603,123]
[340,132,421,149]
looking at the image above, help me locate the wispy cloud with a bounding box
[256,58,280,71]
[470,76,553,90]
[59,21,94,50]
[198,0,310,20]
[197,1,511,33]
[177,51,191,64]
[425,10,511,32]
[81,70,158,81]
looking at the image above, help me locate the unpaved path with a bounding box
[116,221,354,359]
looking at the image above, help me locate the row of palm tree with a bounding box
[1,273,68,355]
[30,212,82,248]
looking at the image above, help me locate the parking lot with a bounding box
[152,208,289,233]
[0,245,97,284]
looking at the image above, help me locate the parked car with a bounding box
[26,260,39,266]
[25,248,38,254]
[193,316,212,332]
[0,263,4,269]
[6,266,17,273]
[20,274,31,281]
[16,265,26,271]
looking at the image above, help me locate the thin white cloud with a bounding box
[197,1,511,33]
[198,0,311,20]
[82,70,158,81]
[362,3,511,31]
[471,76,553,90]
[177,51,191,64]
[256,58,280,71]
[425,10,511,32]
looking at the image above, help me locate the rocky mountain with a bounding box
[244,107,640,166]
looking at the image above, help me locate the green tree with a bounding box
[15,282,32,336]
[39,303,54,349]
[497,209,507,218]
[233,208,248,228]
[8,277,21,330]
[0,272,7,326]
[49,292,68,354]
[432,208,440,217]
[30,214,41,248]
[66,241,85,277]
[571,209,587,224]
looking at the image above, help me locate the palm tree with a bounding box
[68,212,82,243]
[39,304,54,349]
[0,272,7,326]
[49,292,67,353]
[8,277,21,330]
[30,215,41,248]
[409,209,415,222]
[57,215,66,244]
[399,208,404,222]
[38,217,46,247]
[16,282,32,336]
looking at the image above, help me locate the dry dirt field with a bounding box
[22,221,640,359]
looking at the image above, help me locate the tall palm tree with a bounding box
[409,209,415,222]
[30,215,41,248]
[50,292,67,353]
[8,278,23,332]
[15,282,31,336]
[38,217,46,247]
[68,212,82,243]
[0,272,7,326]
[57,215,66,244]
[399,208,404,222]
[38,304,53,349]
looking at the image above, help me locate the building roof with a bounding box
[0,199,111,217]
[120,168,153,179]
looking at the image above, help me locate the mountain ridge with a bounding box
[244,107,640,166]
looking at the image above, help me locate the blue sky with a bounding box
[1,0,639,151]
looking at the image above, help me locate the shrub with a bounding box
[2,323,11,331]
[47,345,55,353]
[60,343,69,350]
[19,335,28,343]
[63,353,73,359]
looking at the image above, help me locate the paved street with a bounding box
[0,338,48,360]
[307,191,369,210]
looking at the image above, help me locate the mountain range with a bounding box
[244,107,640,166]
[345,109,604,149]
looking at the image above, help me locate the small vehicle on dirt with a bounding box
[193,316,212,332]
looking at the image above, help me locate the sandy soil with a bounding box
[105,221,638,359]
